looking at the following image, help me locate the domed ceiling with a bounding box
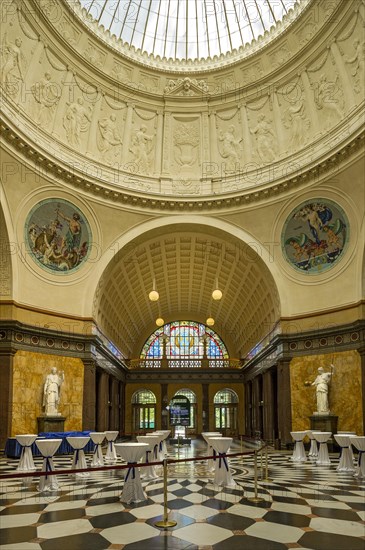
[77,0,304,63]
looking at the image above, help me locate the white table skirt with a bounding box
[350,436,365,478]
[149,432,165,461]
[35,438,62,492]
[137,436,160,480]
[306,430,318,459]
[151,431,169,457]
[115,442,149,503]
[209,437,235,487]
[202,433,222,472]
[313,432,332,465]
[16,434,37,472]
[334,434,355,473]
[89,432,106,467]
[290,432,307,463]
[66,436,90,477]
[105,431,119,462]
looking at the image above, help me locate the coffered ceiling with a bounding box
[94,225,280,359]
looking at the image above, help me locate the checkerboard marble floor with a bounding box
[0,439,364,550]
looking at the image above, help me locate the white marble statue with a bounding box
[43,367,64,416]
[311,364,335,414]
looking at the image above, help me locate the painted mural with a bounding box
[282,200,348,274]
[25,199,91,273]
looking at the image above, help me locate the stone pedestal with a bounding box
[37,416,65,433]
[309,414,338,451]
[309,414,338,434]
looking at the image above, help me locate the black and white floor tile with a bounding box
[0,440,364,549]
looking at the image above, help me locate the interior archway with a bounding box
[93,222,280,359]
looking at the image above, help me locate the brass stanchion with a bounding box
[247,451,264,503]
[263,445,272,482]
[260,448,264,479]
[155,459,177,528]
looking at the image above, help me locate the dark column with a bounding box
[245,382,252,436]
[82,360,96,431]
[161,383,168,430]
[263,370,274,441]
[0,352,14,448]
[277,358,292,447]
[109,378,119,431]
[252,377,260,436]
[96,371,109,432]
[359,347,365,433]
[202,383,209,432]
[119,381,125,434]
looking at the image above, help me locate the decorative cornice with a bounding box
[0,320,129,378]
[242,319,365,380]
[1,113,363,212]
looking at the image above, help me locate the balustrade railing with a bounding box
[128,358,242,369]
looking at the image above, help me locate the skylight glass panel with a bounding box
[78,0,303,61]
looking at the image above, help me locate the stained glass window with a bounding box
[140,321,228,364]
[132,389,156,404]
[214,389,239,404]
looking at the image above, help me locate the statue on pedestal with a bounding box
[309,364,335,415]
[43,367,64,416]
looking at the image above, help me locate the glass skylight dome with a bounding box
[77,0,304,63]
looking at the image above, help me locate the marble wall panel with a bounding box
[290,351,363,434]
[12,350,84,435]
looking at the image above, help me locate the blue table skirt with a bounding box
[4,431,94,458]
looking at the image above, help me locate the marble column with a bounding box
[82,359,96,430]
[202,383,209,432]
[252,377,261,436]
[109,378,119,431]
[263,369,275,441]
[161,383,168,430]
[96,370,109,432]
[360,347,365,433]
[277,359,293,446]
[245,381,253,437]
[0,352,14,448]
[119,381,125,434]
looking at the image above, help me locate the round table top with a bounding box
[149,432,165,442]
[115,442,149,462]
[15,434,38,445]
[290,431,307,440]
[205,434,223,445]
[209,437,232,453]
[312,431,332,442]
[105,431,119,441]
[66,436,90,448]
[137,436,156,449]
[349,436,365,451]
[333,434,353,446]
[89,432,106,444]
[152,431,170,440]
[35,438,62,456]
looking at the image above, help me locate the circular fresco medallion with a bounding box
[282,199,349,274]
[25,199,92,274]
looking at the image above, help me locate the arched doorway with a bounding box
[132,389,156,433]
[214,388,239,436]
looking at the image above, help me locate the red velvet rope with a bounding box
[0,446,263,480]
